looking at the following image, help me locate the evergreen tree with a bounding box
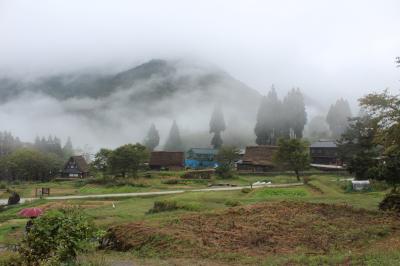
[305,116,330,141]
[144,124,160,151]
[211,132,223,149]
[164,120,184,151]
[282,88,307,138]
[254,86,282,145]
[63,137,74,158]
[209,106,226,149]
[326,98,352,138]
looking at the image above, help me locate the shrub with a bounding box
[147,200,179,214]
[241,188,252,193]
[162,179,181,185]
[0,182,7,190]
[19,208,97,265]
[7,192,20,205]
[341,181,354,193]
[215,164,234,179]
[182,170,214,179]
[147,200,200,214]
[379,193,400,212]
[225,200,241,207]
[0,251,23,266]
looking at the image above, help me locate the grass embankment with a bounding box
[103,201,400,265]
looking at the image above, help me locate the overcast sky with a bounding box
[0,0,399,107]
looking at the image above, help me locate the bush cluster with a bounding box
[379,193,400,212]
[18,208,98,265]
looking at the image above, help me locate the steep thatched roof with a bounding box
[241,145,278,166]
[149,151,184,167]
[63,155,89,173]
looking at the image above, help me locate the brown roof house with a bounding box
[149,151,185,171]
[237,145,278,172]
[61,155,90,178]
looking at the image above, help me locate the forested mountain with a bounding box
[0,59,261,110]
[0,59,330,149]
[0,59,264,148]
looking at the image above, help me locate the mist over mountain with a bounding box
[0,59,264,151]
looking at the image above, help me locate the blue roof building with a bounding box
[185,148,219,169]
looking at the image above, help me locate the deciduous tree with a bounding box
[108,143,149,177]
[274,138,310,181]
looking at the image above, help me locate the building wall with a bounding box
[310,147,339,164]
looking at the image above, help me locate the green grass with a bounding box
[0,173,397,265]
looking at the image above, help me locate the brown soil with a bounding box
[101,201,400,259]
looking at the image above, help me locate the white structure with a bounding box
[351,180,370,191]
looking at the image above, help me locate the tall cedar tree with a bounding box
[255,87,282,145]
[306,116,330,141]
[282,88,307,138]
[63,136,74,159]
[164,120,184,151]
[209,106,226,149]
[144,124,160,151]
[326,98,352,138]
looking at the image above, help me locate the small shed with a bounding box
[61,155,90,178]
[237,145,278,172]
[185,148,218,169]
[351,180,370,191]
[149,151,185,171]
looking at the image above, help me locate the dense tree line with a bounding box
[0,131,23,157]
[0,134,75,181]
[255,87,307,145]
[0,148,63,181]
[34,135,75,160]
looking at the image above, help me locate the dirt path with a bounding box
[0,183,303,205]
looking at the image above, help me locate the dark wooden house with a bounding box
[309,140,339,165]
[237,145,278,172]
[149,151,185,171]
[61,155,90,178]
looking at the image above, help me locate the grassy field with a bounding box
[0,172,397,265]
[0,171,303,199]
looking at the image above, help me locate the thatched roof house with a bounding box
[149,151,185,171]
[61,155,90,178]
[237,145,278,172]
